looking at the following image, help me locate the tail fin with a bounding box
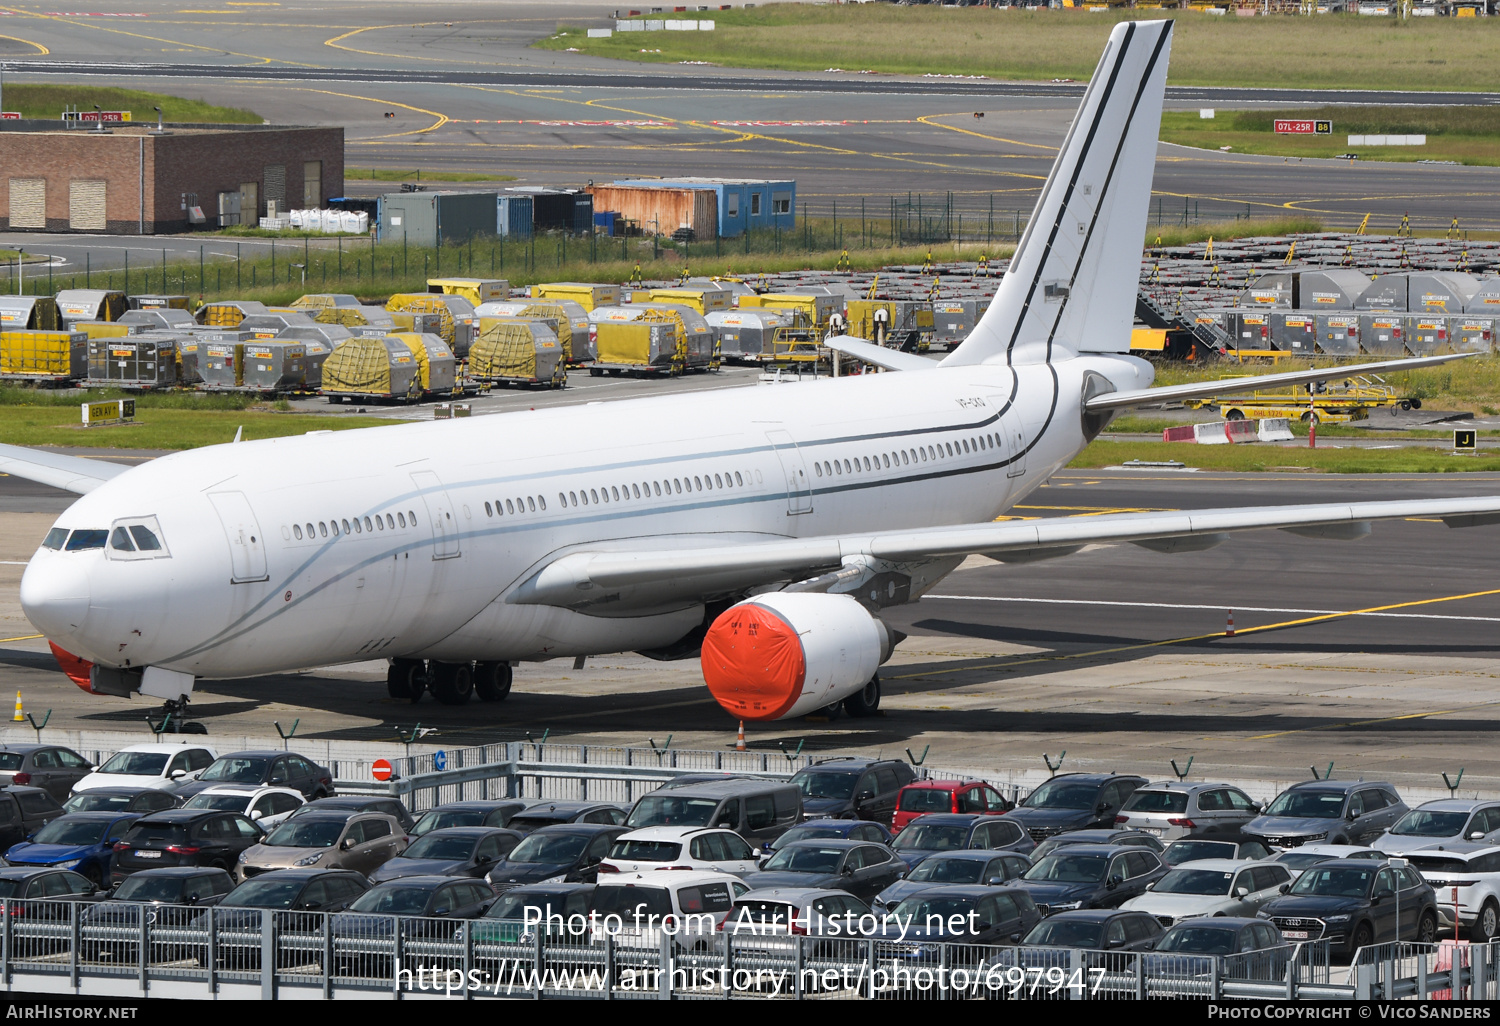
[943,19,1172,367]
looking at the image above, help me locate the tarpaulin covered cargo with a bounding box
[1404,315,1448,355]
[428,278,509,305]
[86,336,176,388]
[931,299,982,340]
[128,295,191,311]
[388,332,456,394]
[648,286,732,314]
[200,341,245,388]
[119,308,197,331]
[0,296,61,332]
[238,312,320,339]
[586,184,717,240]
[385,294,472,358]
[1313,313,1361,356]
[321,337,421,401]
[54,290,126,326]
[477,300,587,362]
[242,342,310,392]
[1451,317,1494,353]
[530,282,620,312]
[196,301,269,327]
[470,318,565,388]
[1269,312,1317,354]
[593,319,680,371]
[0,331,86,379]
[591,307,713,373]
[290,294,397,330]
[706,309,789,361]
[1358,313,1405,355]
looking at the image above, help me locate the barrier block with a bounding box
[1258,418,1295,442]
[1162,425,1196,443]
[1193,421,1230,445]
[1225,419,1259,443]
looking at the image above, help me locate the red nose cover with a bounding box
[48,642,94,692]
[701,603,806,721]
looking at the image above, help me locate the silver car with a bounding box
[1114,781,1262,841]
[1121,859,1294,928]
[1374,800,1500,856]
[1245,781,1408,850]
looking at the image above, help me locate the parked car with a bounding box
[0,786,64,851]
[873,850,1032,910]
[331,877,497,977]
[788,757,917,825]
[0,866,104,910]
[469,883,594,944]
[721,887,874,956]
[0,744,96,802]
[1114,781,1261,840]
[238,811,405,880]
[626,779,802,848]
[1406,843,1500,942]
[210,869,372,972]
[744,838,904,901]
[1147,918,1292,980]
[63,787,178,816]
[410,800,530,837]
[71,743,216,795]
[168,750,333,802]
[368,827,522,883]
[890,813,1032,869]
[1022,908,1164,951]
[289,795,415,834]
[1257,858,1438,959]
[768,819,893,853]
[1373,800,1500,855]
[220,867,370,912]
[1031,828,1165,861]
[4,811,138,887]
[1266,845,1387,878]
[877,886,1042,949]
[601,827,759,876]
[1013,844,1168,915]
[1121,858,1293,927]
[891,779,1011,832]
[591,871,747,951]
[1006,774,1148,845]
[184,786,305,830]
[1244,781,1407,850]
[1162,833,1274,866]
[504,801,627,834]
[110,810,264,886]
[485,823,626,892]
[81,868,234,962]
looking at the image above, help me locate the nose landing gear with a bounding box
[148,697,208,734]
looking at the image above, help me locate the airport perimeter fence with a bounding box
[0,897,1490,1001]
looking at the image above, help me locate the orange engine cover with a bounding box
[700,602,807,722]
[48,641,95,692]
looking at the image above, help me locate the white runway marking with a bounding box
[925,594,1500,623]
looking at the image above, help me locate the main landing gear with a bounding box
[812,675,883,722]
[148,697,208,734]
[388,659,512,706]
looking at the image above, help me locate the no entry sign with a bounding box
[372,758,393,781]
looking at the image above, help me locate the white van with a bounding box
[590,871,750,952]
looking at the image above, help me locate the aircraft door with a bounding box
[990,396,1028,479]
[208,491,270,583]
[411,470,461,559]
[765,429,812,515]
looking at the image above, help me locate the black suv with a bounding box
[111,810,264,885]
[1258,858,1438,959]
[789,758,917,825]
[169,750,334,801]
[1006,774,1148,844]
[0,785,64,850]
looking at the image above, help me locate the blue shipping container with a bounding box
[497,195,534,238]
[593,211,619,237]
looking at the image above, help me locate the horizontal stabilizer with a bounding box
[821,335,938,373]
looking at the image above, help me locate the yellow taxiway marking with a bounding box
[291,88,449,138]
[0,33,48,55]
[917,113,1060,152]
[323,21,536,68]
[1240,703,1500,742]
[0,635,43,645]
[3,6,314,66]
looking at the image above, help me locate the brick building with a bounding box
[0,123,343,235]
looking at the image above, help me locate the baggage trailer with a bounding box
[1184,378,1418,422]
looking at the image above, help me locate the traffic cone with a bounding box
[1225,610,1235,638]
[736,721,746,752]
[11,692,22,722]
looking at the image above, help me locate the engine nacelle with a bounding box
[700,593,892,722]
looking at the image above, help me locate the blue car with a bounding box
[873,850,1033,911]
[4,811,139,888]
[890,813,1034,870]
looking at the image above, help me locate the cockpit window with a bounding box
[129,525,163,551]
[105,517,170,561]
[110,527,135,551]
[64,530,108,551]
[42,528,68,551]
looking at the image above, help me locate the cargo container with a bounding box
[128,295,191,311]
[1409,272,1479,314]
[196,301,269,327]
[1451,317,1494,353]
[1358,313,1405,355]
[738,292,839,328]
[385,294,472,358]
[586,184,717,240]
[504,188,592,234]
[387,311,442,336]
[590,308,714,376]
[706,309,791,362]
[530,282,620,311]
[1222,309,1271,352]
[496,194,534,238]
[606,178,795,237]
[321,337,421,402]
[290,294,396,331]
[1269,312,1317,354]
[238,312,320,339]
[241,342,310,393]
[300,339,332,389]
[1239,268,1371,310]
[0,330,87,381]
[648,286,732,314]
[54,289,126,326]
[931,299,982,341]
[119,308,197,332]
[174,336,202,385]
[389,332,457,395]
[846,299,935,352]
[377,191,498,247]
[686,277,756,302]
[1404,316,1448,355]
[0,296,62,332]
[86,336,176,389]
[1465,277,1500,314]
[200,342,245,388]
[477,300,588,363]
[469,319,565,389]
[427,278,509,305]
[1313,313,1360,356]
[69,321,134,340]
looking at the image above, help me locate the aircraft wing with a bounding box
[1085,353,1471,412]
[516,495,1500,608]
[0,442,131,495]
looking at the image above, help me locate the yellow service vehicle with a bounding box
[1184,376,1419,423]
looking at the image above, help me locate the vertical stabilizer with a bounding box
[942,20,1172,366]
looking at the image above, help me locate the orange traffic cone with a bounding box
[736,721,746,752]
[1225,610,1235,638]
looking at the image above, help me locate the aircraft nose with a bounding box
[20,559,91,640]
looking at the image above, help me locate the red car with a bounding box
[892,780,1012,831]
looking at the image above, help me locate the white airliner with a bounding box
[8,20,1499,726]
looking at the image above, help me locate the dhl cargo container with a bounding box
[70,321,134,340]
[1404,316,1448,355]
[1222,309,1271,352]
[174,336,202,385]
[388,332,457,395]
[706,309,791,362]
[469,319,565,389]
[0,331,87,381]
[119,308,197,332]
[846,299,935,352]
[201,342,245,389]
[300,339,332,389]
[1358,313,1405,356]
[196,301,269,327]
[0,296,62,332]
[1238,269,1371,310]
[291,294,397,331]
[1465,278,1500,314]
[738,292,839,328]
[1269,312,1317,355]
[128,294,191,311]
[1409,272,1478,314]
[1313,314,1361,356]
[55,289,126,327]
[1451,317,1494,353]
[478,312,572,366]
[275,323,353,352]
[589,304,715,370]
[388,311,442,336]
[86,336,176,389]
[931,299,982,342]
[530,282,620,311]
[321,337,422,403]
[238,312,320,339]
[385,294,473,358]
[590,308,714,376]
[427,278,509,305]
[242,342,310,393]
[648,286,733,315]
[685,277,755,302]
[476,300,588,363]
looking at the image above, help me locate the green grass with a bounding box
[1071,438,1499,473]
[542,7,1500,92]
[1145,218,1324,248]
[1162,107,1500,166]
[0,405,395,450]
[345,169,518,184]
[0,85,260,124]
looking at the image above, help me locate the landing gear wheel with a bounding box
[387,659,427,702]
[814,700,843,722]
[843,675,881,718]
[150,697,204,733]
[430,661,474,705]
[1472,901,1499,942]
[474,662,512,702]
